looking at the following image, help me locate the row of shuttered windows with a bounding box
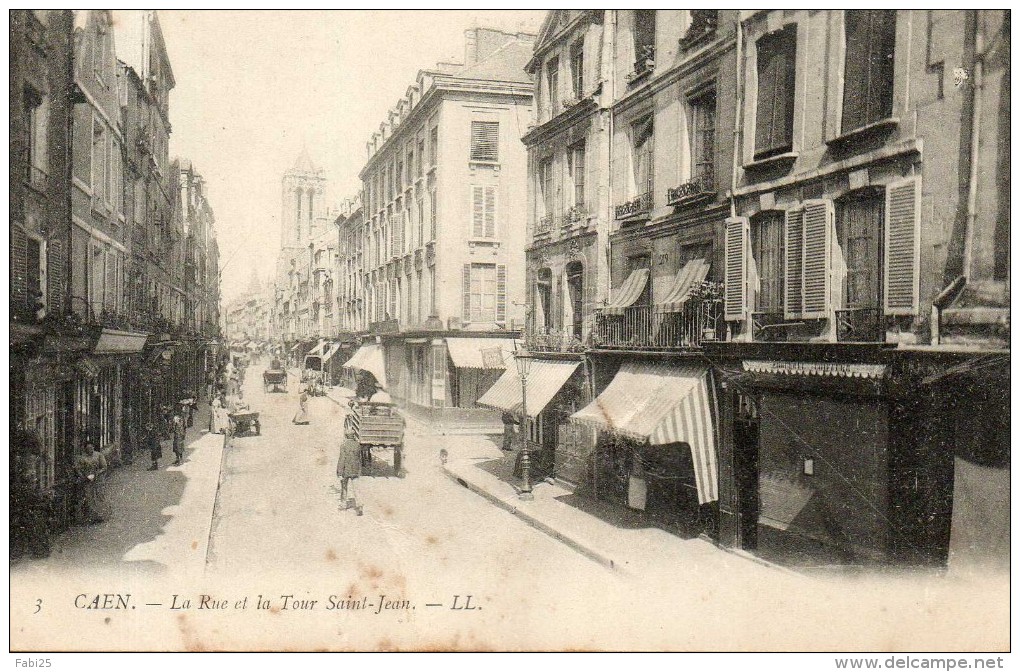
[724,176,920,320]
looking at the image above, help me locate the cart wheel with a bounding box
[393,447,402,476]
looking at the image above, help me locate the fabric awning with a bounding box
[344,344,387,388]
[571,362,718,504]
[445,338,515,369]
[658,259,710,312]
[94,328,149,354]
[321,342,342,363]
[603,268,650,316]
[309,339,327,356]
[477,359,581,417]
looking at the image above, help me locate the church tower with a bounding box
[280,147,327,248]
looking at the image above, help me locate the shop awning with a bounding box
[445,338,515,369]
[477,359,581,417]
[571,362,718,503]
[603,268,650,316]
[94,328,149,355]
[344,344,387,388]
[309,339,327,356]
[321,342,342,363]
[658,258,710,313]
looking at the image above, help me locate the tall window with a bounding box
[632,116,654,198]
[429,126,439,166]
[471,186,496,238]
[751,211,785,313]
[566,262,584,340]
[842,10,896,133]
[754,25,797,159]
[396,157,404,192]
[92,119,106,204]
[690,90,716,186]
[836,190,885,310]
[467,263,497,323]
[416,270,424,324]
[429,186,438,240]
[536,268,554,330]
[416,135,425,177]
[25,88,47,186]
[546,57,560,115]
[539,157,555,218]
[26,236,44,315]
[634,10,656,67]
[416,193,425,246]
[406,145,414,185]
[570,40,585,98]
[470,121,499,162]
[568,142,586,208]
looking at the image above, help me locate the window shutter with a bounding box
[12,225,28,310]
[462,264,472,322]
[47,238,64,313]
[884,176,921,315]
[801,199,833,319]
[485,187,496,238]
[496,264,507,323]
[471,186,484,237]
[470,121,499,162]
[784,208,805,319]
[394,212,403,255]
[724,216,750,321]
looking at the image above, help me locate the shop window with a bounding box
[842,11,896,133]
[754,25,797,160]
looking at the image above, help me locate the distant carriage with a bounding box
[263,369,288,393]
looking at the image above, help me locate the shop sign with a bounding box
[742,360,886,379]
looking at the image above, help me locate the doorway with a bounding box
[733,390,761,550]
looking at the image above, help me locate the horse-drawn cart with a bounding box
[263,369,288,393]
[344,400,405,474]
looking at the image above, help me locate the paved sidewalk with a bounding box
[10,402,227,580]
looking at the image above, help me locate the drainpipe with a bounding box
[730,14,744,220]
[604,10,617,307]
[962,10,984,283]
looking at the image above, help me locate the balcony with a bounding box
[615,192,653,221]
[369,318,400,335]
[535,214,555,235]
[564,205,588,226]
[591,299,722,351]
[752,311,797,342]
[666,170,715,207]
[836,307,882,343]
[526,326,585,354]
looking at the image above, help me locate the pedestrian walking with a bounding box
[293,388,310,425]
[145,422,163,471]
[336,428,363,515]
[501,411,519,452]
[171,413,186,465]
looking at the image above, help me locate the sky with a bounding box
[112,10,548,305]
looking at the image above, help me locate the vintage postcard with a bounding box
[9,9,1010,654]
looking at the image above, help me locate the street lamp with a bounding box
[515,347,533,500]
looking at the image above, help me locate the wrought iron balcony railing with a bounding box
[615,191,653,220]
[666,170,715,206]
[535,214,555,235]
[590,300,722,350]
[836,307,882,343]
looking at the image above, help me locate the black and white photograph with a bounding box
[8,8,1010,657]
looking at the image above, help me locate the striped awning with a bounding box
[309,339,327,356]
[658,259,710,313]
[477,359,581,417]
[571,362,718,504]
[603,268,650,316]
[321,342,342,363]
[344,344,387,388]
[445,338,515,369]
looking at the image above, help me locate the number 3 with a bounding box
[34,599,42,614]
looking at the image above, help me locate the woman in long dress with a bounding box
[293,388,310,425]
[76,443,111,524]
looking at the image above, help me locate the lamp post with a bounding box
[515,348,533,500]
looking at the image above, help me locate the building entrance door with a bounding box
[733,391,760,551]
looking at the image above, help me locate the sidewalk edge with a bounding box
[442,464,626,575]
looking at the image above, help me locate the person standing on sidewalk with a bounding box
[336,428,363,515]
[145,422,163,471]
[171,414,186,465]
[293,388,310,425]
[501,411,519,452]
